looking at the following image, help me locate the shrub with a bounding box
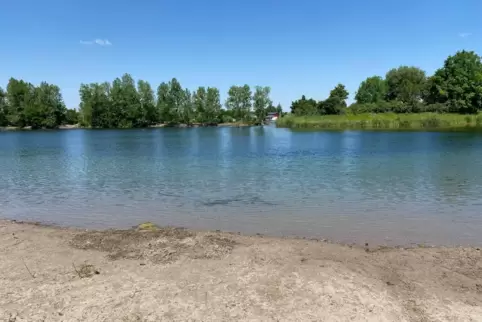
[421,116,441,128]
[421,103,449,113]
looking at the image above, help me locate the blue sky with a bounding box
[0,0,480,110]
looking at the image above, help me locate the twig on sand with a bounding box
[72,262,82,279]
[22,259,35,278]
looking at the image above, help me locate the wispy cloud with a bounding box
[458,32,472,38]
[80,39,112,46]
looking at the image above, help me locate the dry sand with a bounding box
[1,219,481,322]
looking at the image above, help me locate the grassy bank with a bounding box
[276,113,482,130]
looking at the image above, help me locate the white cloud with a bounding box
[80,39,112,46]
[458,32,472,38]
[94,39,112,46]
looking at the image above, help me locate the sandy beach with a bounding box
[0,219,481,321]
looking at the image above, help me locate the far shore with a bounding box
[0,122,254,132]
[277,113,482,130]
[1,219,481,321]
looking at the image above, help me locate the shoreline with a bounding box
[276,113,482,130]
[2,218,464,249]
[0,122,254,132]
[1,219,481,321]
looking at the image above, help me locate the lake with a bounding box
[1,127,482,246]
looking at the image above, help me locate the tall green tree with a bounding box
[320,83,349,115]
[5,78,35,127]
[205,87,222,124]
[78,84,93,127]
[109,78,126,127]
[425,50,482,113]
[25,82,66,129]
[253,86,272,124]
[79,82,112,128]
[108,74,142,128]
[138,80,157,124]
[0,87,7,126]
[122,74,143,127]
[385,66,426,105]
[166,78,184,124]
[156,82,170,123]
[225,85,252,122]
[180,88,194,125]
[193,87,207,123]
[355,76,387,104]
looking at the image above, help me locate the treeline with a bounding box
[0,75,282,129]
[79,75,281,128]
[0,79,75,129]
[291,50,482,116]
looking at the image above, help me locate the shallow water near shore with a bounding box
[1,127,482,246]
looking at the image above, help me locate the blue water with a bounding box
[1,127,482,246]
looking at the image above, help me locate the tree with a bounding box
[0,87,7,126]
[65,108,79,125]
[193,87,207,123]
[79,82,112,128]
[225,85,252,122]
[78,84,93,127]
[156,82,170,123]
[180,88,194,125]
[320,83,349,115]
[205,87,222,124]
[276,103,282,115]
[240,85,252,122]
[25,82,66,129]
[425,50,482,114]
[225,86,241,118]
[266,103,276,113]
[290,95,317,115]
[385,66,426,105]
[5,78,35,127]
[109,78,126,127]
[252,86,272,124]
[107,74,143,128]
[166,78,184,124]
[138,80,157,124]
[123,74,143,127]
[355,76,387,104]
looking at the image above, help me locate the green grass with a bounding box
[276,113,482,131]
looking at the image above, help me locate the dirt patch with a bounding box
[70,227,236,264]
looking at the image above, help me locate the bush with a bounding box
[420,116,441,128]
[421,103,449,113]
[476,115,482,127]
[398,119,411,128]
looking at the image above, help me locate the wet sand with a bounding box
[1,219,481,321]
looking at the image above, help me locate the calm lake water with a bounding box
[1,127,482,246]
